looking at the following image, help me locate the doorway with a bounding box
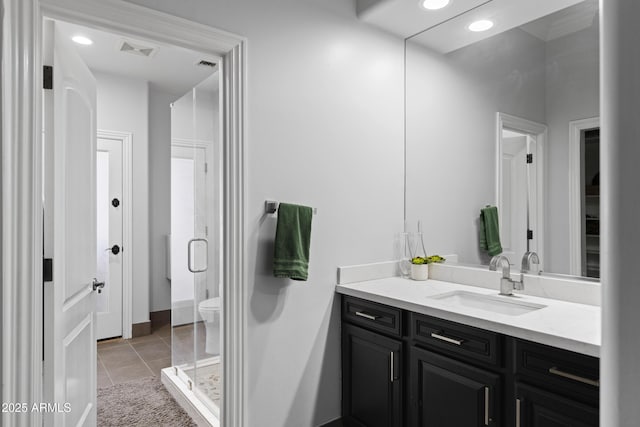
[569,117,601,277]
[41,12,229,427]
[96,135,124,339]
[2,1,246,425]
[496,113,547,270]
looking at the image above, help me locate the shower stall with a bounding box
[161,71,223,426]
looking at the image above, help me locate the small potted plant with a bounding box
[410,255,445,281]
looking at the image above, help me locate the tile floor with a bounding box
[97,319,220,412]
[97,322,172,388]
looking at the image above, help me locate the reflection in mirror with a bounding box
[405,0,599,278]
[578,126,600,278]
[496,113,546,274]
[500,128,536,268]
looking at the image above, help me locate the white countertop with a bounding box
[336,277,600,357]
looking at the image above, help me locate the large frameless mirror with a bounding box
[405,0,600,278]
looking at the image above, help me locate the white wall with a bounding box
[148,84,173,312]
[602,2,640,425]
[95,71,150,325]
[544,22,599,273]
[405,29,546,265]
[127,1,405,426]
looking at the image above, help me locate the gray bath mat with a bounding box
[97,376,196,426]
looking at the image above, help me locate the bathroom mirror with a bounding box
[405,0,600,278]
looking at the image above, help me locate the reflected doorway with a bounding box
[569,117,601,277]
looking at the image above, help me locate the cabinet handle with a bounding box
[548,367,600,387]
[430,332,464,346]
[516,398,521,427]
[484,387,489,425]
[390,351,394,382]
[355,311,379,321]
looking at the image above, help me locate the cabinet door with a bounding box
[342,323,402,427]
[410,346,500,427]
[515,383,598,427]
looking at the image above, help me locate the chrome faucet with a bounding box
[489,255,523,296]
[489,255,510,276]
[520,251,540,277]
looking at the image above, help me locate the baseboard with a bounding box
[131,321,151,337]
[150,309,171,329]
[319,418,344,427]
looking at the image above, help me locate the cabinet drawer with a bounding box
[515,339,599,403]
[342,296,403,338]
[410,313,500,366]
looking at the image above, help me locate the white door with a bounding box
[500,134,528,264]
[96,138,123,339]
[500,132,538,266]
[43,21,98,427]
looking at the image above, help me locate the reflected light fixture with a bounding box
[468,20,494,32]
[421,0,450,10]
[72,35,93,45]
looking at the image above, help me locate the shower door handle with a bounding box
[187,238,208,273]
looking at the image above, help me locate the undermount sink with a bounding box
[428,290,547,316]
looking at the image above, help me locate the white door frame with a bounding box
[98,129,133,339]
[496,112,547,271]
[1,1,247,426]
[568,117,600,276]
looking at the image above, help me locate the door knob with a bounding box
[92,278,105,294]
[105,245,120,255]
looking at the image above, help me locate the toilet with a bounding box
[198,297,221,356]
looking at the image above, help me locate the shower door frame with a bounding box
[2,0,247,426]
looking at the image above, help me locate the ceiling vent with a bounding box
[117,40,157,58]
[196,60,217,69]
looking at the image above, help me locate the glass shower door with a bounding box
[170,71,222,415]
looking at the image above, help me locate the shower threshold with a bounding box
[161,365,220,427]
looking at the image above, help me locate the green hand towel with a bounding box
[273,203,313,281]
[480,206,503,256]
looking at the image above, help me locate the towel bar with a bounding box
[265,200,317,215]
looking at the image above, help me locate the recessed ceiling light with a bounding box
[421,0,450,10]
[468,20,494,32]
[72,35,93,46]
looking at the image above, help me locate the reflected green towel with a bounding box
[273,203,313,281]
[480,206,503,256]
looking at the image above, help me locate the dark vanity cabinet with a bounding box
[408,313,503,426]
[514,340,599,427]
[341,297,404,427]
[409,346,500,426]
[341,295,600,427]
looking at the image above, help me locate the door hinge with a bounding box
[204,162,208,173]
[43,66,53,90]
[527,229,533,240]
[205,226,209,237]
[526,153,533,164]
[43,258,53,282]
